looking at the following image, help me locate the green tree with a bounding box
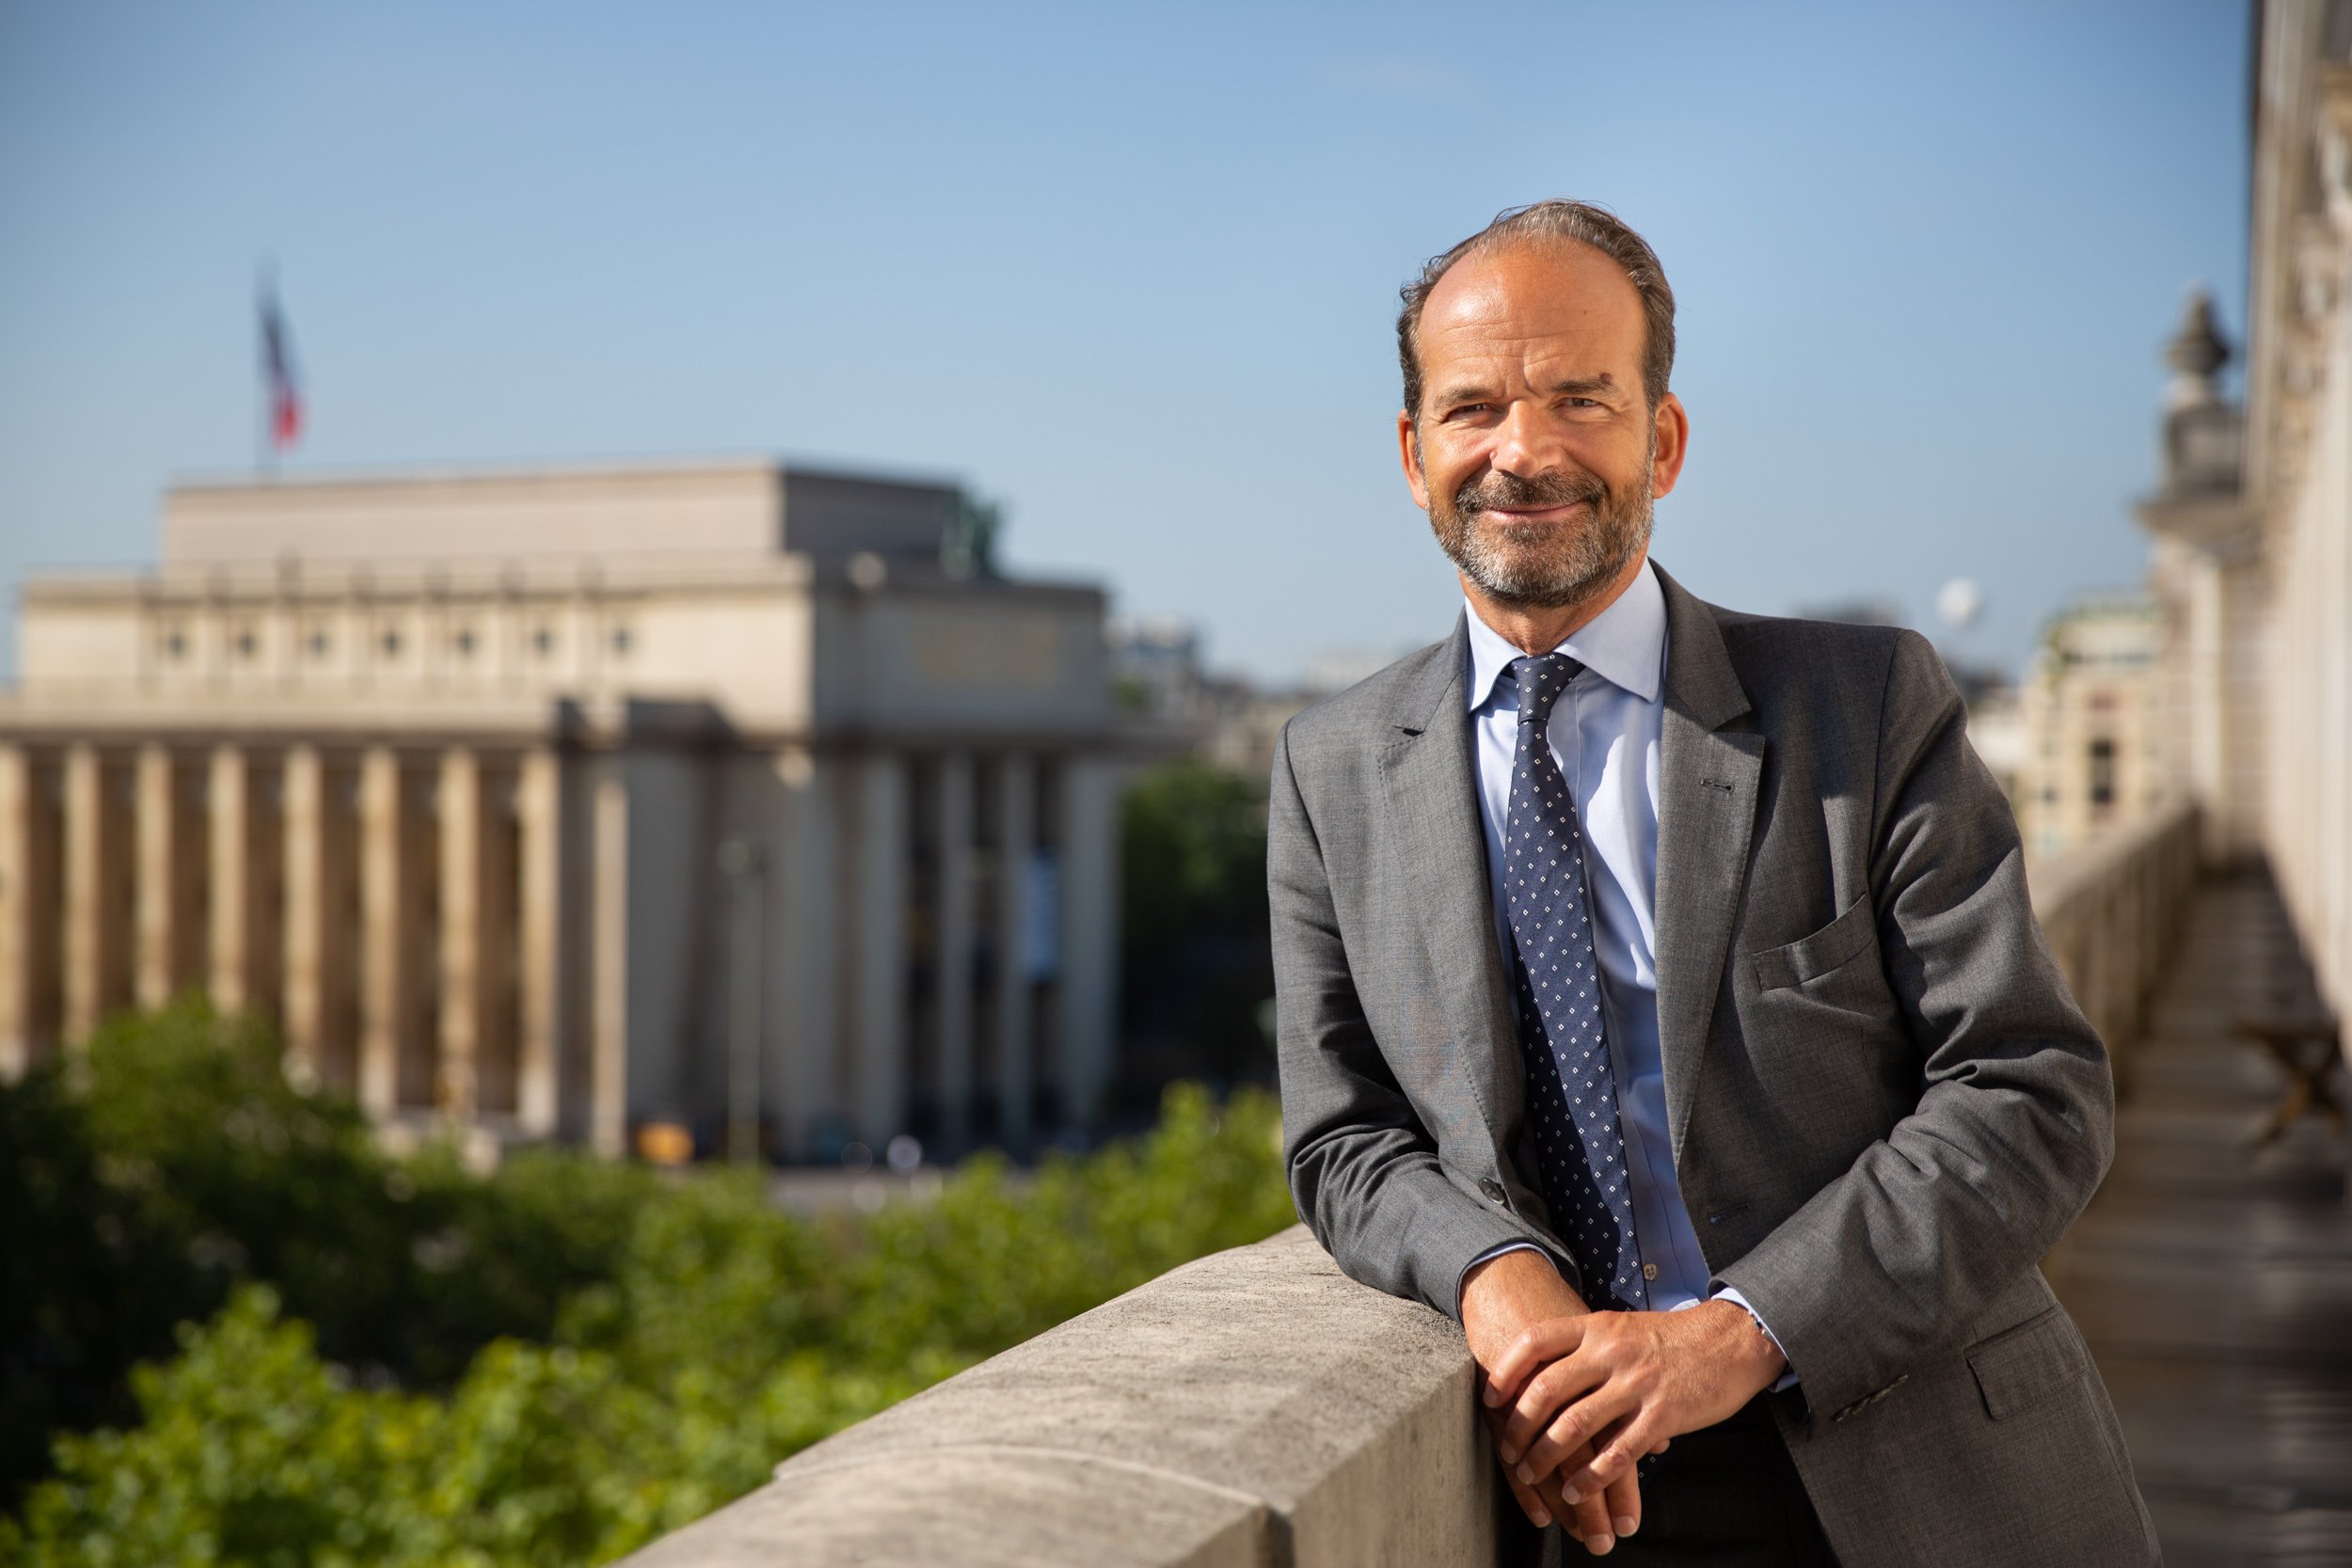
[3,999,1295,1566]
[1119,760,1276,1094]
[0,998,657,1507]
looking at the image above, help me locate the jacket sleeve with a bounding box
[1269,720,1578,1321]
[1711,630,2116,1417]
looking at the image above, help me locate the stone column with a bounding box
[0,745,60,1075]
[934,753,977,1154]
[589,762,629,1158]
[437,748,485,1122]
[62,743,129,1044]
[208,745,279,1020]
[853,752,908,1148]
[1056,759,1120,1130]
[771,748,837,1162]
[516,746,566,1137]
[135,744,204,1008]
[994,753,1034,1148]
[358,746,417,1117]
[280,745,350,1088]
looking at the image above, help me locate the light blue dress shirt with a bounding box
[1458,559,1789,1375]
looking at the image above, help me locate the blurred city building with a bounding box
[0,459,1141,1161]
[1106,618,1432,784]
[2136,0,2352,1020]
[1962,677,2028,810]
[2012,597,2169,862]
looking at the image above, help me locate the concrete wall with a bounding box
[614,1226,1501,1568]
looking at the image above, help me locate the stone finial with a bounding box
[2155,286,2243,499]
[2166,286,2232,410]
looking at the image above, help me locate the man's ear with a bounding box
[1648,394,1691,500]
[1396,410,1432,511]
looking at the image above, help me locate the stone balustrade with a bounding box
[2026,799,2201,1096]
[614,800,2205,1568]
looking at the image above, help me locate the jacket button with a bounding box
[1480,1179,1507,1202]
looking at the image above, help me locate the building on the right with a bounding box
[2137,0,2352,1024]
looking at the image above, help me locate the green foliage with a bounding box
[1,1004,1294,1566]
[0,997,658,1510]
[1119,760,1276,1087]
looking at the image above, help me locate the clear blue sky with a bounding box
[0,0,2249,686]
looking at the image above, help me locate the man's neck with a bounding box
[1463,550,1650,657]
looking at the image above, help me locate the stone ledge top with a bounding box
[613,1225,1490,1568]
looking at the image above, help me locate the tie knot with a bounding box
[1508,653,1583,727]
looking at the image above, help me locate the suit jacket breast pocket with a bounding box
[1751,893,1881,993]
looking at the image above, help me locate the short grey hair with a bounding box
[1397,199,1677,420]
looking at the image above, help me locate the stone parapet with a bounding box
[612,1225,1498,1568]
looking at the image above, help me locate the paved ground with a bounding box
[2052,869,2352,1565]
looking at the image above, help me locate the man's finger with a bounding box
[1486,1314,1590,1405]
[1485,1401,1558,1530]
[1502,1462,1555,1530]
[1566,1465,1617,1556]
[1562,1412,1658,1502]
[1501,1354,1611,1461]
[1518,1384,1637,1493]
[1603,1461,1642,1544]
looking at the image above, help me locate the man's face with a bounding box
[1398,239,1687,610]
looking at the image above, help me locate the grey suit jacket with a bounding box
[1268,562,2157,1566]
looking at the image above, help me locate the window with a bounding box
[163,627,187,661]
[532,626,555,657]
[2088,738,2116,811]
[381,626,403,658]
[309,627,331,658]
[454,626,477,657]
[610,626,632,657]
[234,626,258,660]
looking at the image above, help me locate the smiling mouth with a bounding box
[1478,500,1592,521]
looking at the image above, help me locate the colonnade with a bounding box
[0,734,1121,1163]
[0,736,567,1136]
[761,747,1119,1163]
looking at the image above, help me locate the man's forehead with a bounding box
[1420,240,1642,359]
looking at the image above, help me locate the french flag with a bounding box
[260,283,303,451]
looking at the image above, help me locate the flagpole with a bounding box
[256,258,271,481]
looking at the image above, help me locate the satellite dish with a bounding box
[1935,578,1983,631]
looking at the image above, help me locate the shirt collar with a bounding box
[1463,556,1666,712]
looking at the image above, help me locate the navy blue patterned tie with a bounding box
[1503,653,1647,1312]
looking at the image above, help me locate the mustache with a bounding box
[1453,467,1611,516]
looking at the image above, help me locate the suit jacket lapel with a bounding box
[1651,563,1765,1166]
[1376,615,1524,1148]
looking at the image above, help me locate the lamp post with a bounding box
[718,837,767,1164]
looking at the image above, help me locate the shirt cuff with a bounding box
[1711,1286,1800,1391]
[1455,1241,1557,1316]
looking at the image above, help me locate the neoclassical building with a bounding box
[0,460,1136,1161]
[2139,0,2352,1023]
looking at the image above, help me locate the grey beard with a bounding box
[1429,461,1654,610]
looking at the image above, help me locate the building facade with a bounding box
[2140,0,2352,1024]
[0,460,1136,1161]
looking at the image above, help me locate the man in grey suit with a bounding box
[1269,201,2157,1564]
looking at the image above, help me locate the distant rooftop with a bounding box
[162,458,968,571]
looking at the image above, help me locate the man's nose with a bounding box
[1489,403,1565,478]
